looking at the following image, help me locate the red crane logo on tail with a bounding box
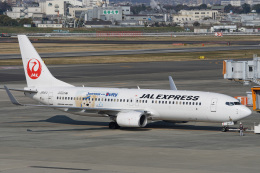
[27,59,42,79]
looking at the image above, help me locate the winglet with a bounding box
[4,86,22,105]
[169,76,177,90]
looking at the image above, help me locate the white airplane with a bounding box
[3,35,252,130]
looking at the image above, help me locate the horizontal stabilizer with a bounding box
[4,86,22,105]
[0,87,37,93]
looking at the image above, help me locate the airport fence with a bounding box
[10,32,260,37]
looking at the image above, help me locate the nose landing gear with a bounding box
[222,126,229,132]
[221,121,235,132]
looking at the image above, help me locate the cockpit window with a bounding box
[234,102,241,105]
[226,102,241,106]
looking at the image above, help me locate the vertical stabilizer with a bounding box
[169,76,177,90]
[18,35,73,87]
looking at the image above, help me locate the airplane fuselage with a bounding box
[26,87,250,123]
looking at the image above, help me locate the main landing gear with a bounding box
[109,121,120,129]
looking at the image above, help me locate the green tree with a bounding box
[193,21,200,27]
[131,4,147,14]
[18,18,32,26]
[163,5,174,10]
[224,4,233,13]
[199,4,207,10]
[0,15,18,26]
[0,2,11,15]
[242,3,251,13]
[173,4,189,12]
[253,4,260,13]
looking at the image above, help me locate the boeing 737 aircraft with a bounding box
[3,35,252,130]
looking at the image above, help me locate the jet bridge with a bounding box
[223,55,260,112]
[251,87,260,112]
[223,56,258,85]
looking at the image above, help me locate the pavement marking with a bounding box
[30,166,91,171]
[115,83,126,85]
[120,66,132,68]
[0,67,20,70]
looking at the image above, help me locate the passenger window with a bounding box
[165,101,167,104]
[145,100,147,103]
[152,100,154,103]
[123,99,125,102]
[155,100,157,104]
[159,101,161,104]
[120,99,122,102]
[169,101,171,104]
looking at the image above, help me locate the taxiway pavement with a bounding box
[1,60,260,173]
[1,45,260,60]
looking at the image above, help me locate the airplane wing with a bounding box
[4,86,149,116]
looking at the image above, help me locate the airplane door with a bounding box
[48,92,53,105]
[210,98,217,112]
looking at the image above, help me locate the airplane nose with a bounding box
[240,107,252,119]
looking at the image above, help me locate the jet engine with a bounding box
[116,111,148,127]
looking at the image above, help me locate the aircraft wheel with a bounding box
[115,123,120,129]
[109,122,120,129]
[222,126,228,132]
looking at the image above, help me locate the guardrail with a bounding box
[7,32,260,37]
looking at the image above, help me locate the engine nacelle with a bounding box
[116,111,148,127]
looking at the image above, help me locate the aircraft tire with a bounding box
[109,122,121,129]
[222,126,227,132]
